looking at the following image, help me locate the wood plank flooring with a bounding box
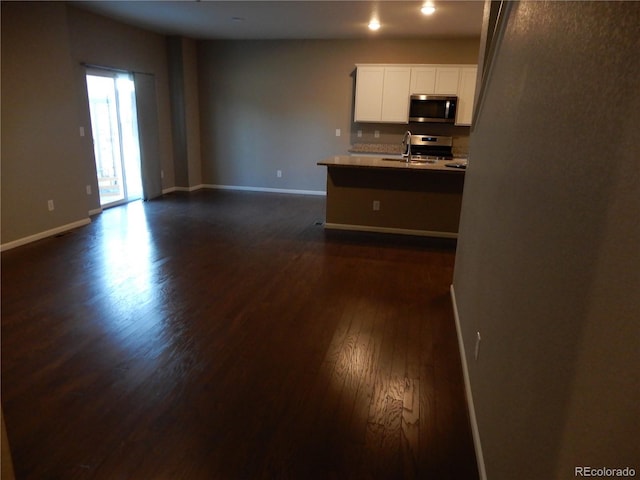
[1,190,478,479]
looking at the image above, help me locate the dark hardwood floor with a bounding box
[1,190,478,479]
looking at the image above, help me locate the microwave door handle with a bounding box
[444,100,450,118]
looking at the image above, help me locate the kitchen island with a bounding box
[318,155,466,238]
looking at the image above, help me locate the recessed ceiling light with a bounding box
[421,4,436,15]
[368,19,381,31]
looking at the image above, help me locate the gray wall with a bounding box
[198,38,479,192]
[183,38,203,188]
[1,3,177,246]
[1,2,90,243]
[66,6,175,192]
[167,36,202,189]
[453,2,640,478]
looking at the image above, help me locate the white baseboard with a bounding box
[162,184,325,196]
[88,208,103,216]
[450,284,487,480]
[162,184,205,194]
[0,218,91,252]
[324,222,458,238]
[203,184,326,196]
[168,184,204,194]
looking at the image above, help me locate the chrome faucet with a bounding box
[402,130,412,162]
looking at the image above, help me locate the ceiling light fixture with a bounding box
[421,4,436,15]
[368,19,381,31]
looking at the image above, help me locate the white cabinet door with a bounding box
[354,66,384,122]
[455,66,478,126]
[381,67,411,123]
[434,67,460,94]
[354,66,410,123]
[410,67,436,94]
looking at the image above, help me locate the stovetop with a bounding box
[410,147,453,160]
[409,134,453,159]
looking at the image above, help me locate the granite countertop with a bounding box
[318,155,466,173]
[349,143,469,158]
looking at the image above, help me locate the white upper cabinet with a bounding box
[354,66,410,123]
[409,67,437,94]
[455,66,478,126]
[434,67,461,94]
[354,66,385,122]
[355,64,478,125]
[380,67,411,123]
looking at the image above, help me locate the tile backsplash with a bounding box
[350,123,471,156]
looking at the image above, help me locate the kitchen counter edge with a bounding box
[317,155,466,173]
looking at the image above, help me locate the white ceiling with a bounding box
[73,1,485,40]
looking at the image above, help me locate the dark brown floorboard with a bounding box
[1,190,478,479]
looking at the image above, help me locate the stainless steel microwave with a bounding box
[409,95,457,123]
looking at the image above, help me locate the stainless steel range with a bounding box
[405,134,454,160]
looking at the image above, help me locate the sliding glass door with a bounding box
[86,70,142,208]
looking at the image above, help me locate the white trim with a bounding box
[203,184,326,196]
[171,184,206,193]
[161,185,205,194]
[450,284,487,480]
[323,222,458,238]
[89,208,103,216]
[1,218,91,252]
[162,184,324,196]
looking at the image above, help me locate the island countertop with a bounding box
[317,155,466,173]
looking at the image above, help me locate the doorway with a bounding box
[86,71,143,208]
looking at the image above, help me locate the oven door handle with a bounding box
[444,101,450,119]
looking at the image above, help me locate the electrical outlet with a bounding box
[372,200,380,211]
[357,130,363,138]
[47,200,55,211]
[86,185,92,195]
[161,170,165,179]
[277,170,282,178]
[79,126,85,137]
[374,130,380,138]
[335,128,341,137]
